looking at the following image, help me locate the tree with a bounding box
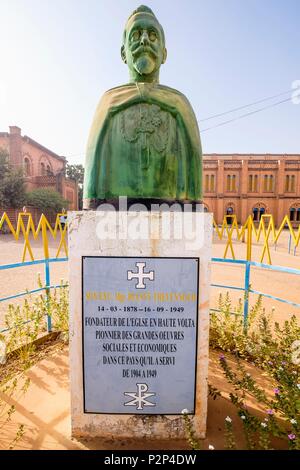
[0,149,26,208]
[26,188,69,214]
[66,164,84,210]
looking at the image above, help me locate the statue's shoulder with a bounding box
[98,84,136,108]
[157,84,187,98]
[102,84,135,97]
[157,84,193,107]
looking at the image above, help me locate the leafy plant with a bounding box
[0,284,69,449]
[26,188,69,214]
[0,149,26,208]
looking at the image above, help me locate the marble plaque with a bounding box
[82,256,199,414]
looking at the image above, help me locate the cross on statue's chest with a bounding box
[127,262,155,289]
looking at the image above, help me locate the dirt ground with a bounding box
[0,343,285,451]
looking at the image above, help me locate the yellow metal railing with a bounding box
[0,212,299,264]
[0,212,68,261]
[213,214,300,264]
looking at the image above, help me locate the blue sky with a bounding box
[0,0,299,164]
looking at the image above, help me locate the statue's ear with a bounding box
[121,45,127,64]
[162,47,167,64]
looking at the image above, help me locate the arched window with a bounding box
[40,162,45,175]
[253,206,265,221]
[46,164,52,175]
[290,207,296,221]
[24,157,31,176]
[289,207,300,222]
[226,206,234,224]
[253,207,259,222]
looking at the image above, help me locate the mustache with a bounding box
[131,45,157,59]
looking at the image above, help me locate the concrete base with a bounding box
[68,210,212,440]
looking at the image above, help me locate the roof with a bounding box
[23,135,66,162]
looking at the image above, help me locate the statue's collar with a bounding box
[134,81,158,98]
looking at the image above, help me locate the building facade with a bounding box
[203,154,300,226]
[0,126,78,210]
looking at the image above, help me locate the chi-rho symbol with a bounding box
[124,383,156,410]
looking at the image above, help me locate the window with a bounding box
[285,175,296,192]
[204,174,215,192]
[46,164,52,176]
[263,175,274,192]
[40,162,45,175]
[24,157,31,176]
[249,174,258,192]
[226,207,234,224]
[226,175,231,191]
[205,175,209,192]
[253,206,265,222]
[289,207,300,222]
[226,175,237,192]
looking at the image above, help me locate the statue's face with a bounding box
[122,15,167,78]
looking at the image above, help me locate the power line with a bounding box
[200,97,291,133]
[199,89,292,122]
[63,93,293,158]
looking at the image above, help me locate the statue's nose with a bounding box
[140,31,149,46]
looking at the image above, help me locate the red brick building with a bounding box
[203,154,300,225]
[0,126,78,210]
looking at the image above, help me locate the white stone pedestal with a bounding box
[68,210,212,440]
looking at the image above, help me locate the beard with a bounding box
[131,46,158,76]
[134,54,156,75]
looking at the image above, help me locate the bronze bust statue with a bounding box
[83,5,202,209]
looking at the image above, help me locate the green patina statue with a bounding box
[83,5,202,209]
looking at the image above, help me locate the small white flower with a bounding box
[290,419,297,425]
[246,373,251,377]
[261,422,268,428]
[225,416,232,423]
[279,366,283,371]
[240,415,246,420]
[208,445,215,450]
[264,418,269,422]
[297,384,300,389]
[181,408,189,415]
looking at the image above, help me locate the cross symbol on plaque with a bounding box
[127,262,154,289]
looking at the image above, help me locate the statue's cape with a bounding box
[84,83,202,200]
